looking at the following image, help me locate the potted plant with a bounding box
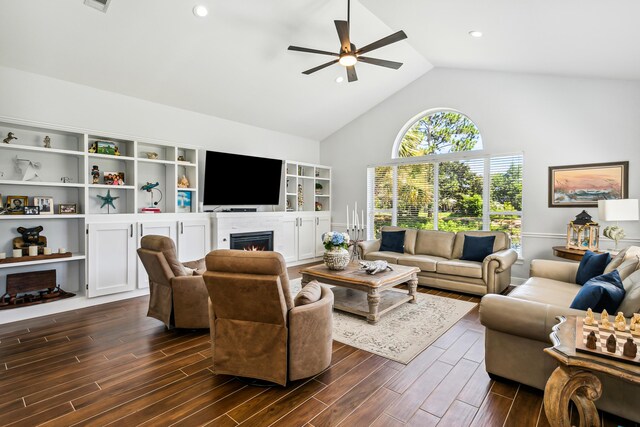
[315,182,323,195]
[322,231,350,270]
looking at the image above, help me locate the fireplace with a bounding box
[230,231,274,252]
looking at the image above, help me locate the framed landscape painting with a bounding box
[548,161,628,207]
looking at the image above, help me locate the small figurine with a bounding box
[177,175,190,188]
[623,337,637,358]
[60,177,71,184]
[177,155,186,162]
[606,334,617,353]
[43,136,51,148]
[359,260,393,275]
[3,132,17,144]
[615,312,627,331]
[601,310,611,329]
[13,226,47,255]
[88,142,97,153]
[145,152,158,159]
[91,165,100,184]
[586,331,598,349]
[584,308,595,326]
[114,146,121,156]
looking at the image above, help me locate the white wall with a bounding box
[320,68,640,281]
[0,65,320,178]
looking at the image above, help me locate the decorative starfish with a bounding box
[97,190,119,213]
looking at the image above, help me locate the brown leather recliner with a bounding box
[204,249,334,386]
[137,235,209,329]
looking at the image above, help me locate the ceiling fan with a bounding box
[288,0,408,82]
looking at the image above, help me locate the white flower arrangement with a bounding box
[322,231,350,250]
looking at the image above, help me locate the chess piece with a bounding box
[606,334,617,353]
[3,132,17,144]
[623,338,637,358]
[615,312,627,331]
[43,136,51,148]
[586,331,597,349]
[632,316,637,332]
[601,310,611,328]
[584,308,595,326]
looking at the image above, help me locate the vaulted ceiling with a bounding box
[0,1,638,141]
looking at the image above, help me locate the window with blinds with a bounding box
[397,163,434,231]
[368,166,394,238]
[367,154,523,254]
[490,155,523,253]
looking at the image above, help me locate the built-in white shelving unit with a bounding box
[284,161,331,213]
[0,118,204,317]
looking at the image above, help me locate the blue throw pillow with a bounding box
[460,235,496,262]
[570,270,625,313]
[576,251,611,285]
[379,230,405,253]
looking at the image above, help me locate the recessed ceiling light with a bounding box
[193,5,208,17]
[468,30,483,38]
[335,76,344,83]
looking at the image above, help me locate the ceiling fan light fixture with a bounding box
[339,54,357,67]
[468,30,483,38]
[193,5,208,17]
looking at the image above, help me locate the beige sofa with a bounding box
[358,226,518,295]
[480,248,640,422]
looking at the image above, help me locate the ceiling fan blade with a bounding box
[288,45,339,57]
[334,20,351,53]
[358,56,403,69]
[355,30,408,55]
[302,59,339,75]
[346,65,358,82]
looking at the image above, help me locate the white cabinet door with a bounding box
[315,215,331,257]
[298,216,316,260]
[279,216,298,262]
[87,222,136,298]
[177,219,211,262]
[137,221,178,289]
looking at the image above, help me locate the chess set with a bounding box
[576,309,640,366]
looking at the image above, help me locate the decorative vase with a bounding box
[323,247,350,271]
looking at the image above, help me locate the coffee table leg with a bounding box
[408,276,418,303]
[367,289,380,324]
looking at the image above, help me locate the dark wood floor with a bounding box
[0,264,636,427]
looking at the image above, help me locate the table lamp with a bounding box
[598,199,639,250]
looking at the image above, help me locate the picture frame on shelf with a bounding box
[548,161,629,207]
[104,172,125,186]
[6,196,28,214]
[24,206,40,215]
[33,196,54,215]
[59,203,77,214]
[177,190,192,213]
[96,140,116,155]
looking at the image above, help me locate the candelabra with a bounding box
[349,226,366,261]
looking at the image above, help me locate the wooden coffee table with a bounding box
[300,263,419,324]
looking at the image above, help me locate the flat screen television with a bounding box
[203,151,283,206]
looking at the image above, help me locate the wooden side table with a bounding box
[552,246,610,262]
[543,316,640,427]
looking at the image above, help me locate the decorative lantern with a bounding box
[566,210,600,251]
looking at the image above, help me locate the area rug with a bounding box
[289,278,477,364]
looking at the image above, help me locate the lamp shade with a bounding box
[598,199,639,222]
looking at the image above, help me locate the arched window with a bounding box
[370,109,522,254]
[394,110,483,158]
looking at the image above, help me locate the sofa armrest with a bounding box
[482,249,518,294]
[288,285,334,381]
[530,259,578,284]
[358,239,381,257]
[479,294,585,343]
